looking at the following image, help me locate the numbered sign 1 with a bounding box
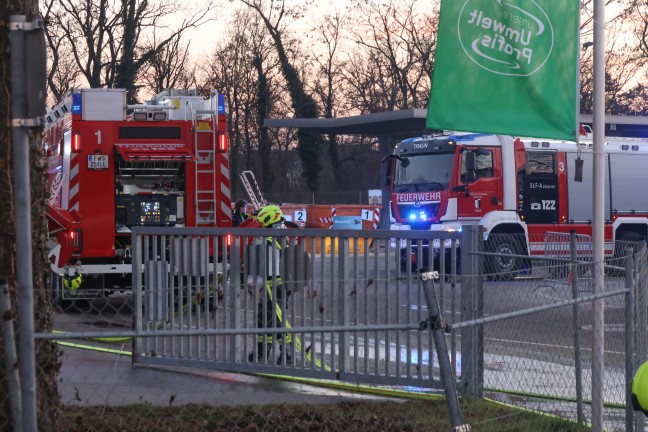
[361,209,373,222]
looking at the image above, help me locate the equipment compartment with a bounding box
[116,194,178,227]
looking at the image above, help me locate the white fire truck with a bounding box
[44,88,231,299]
[385,132,648,277]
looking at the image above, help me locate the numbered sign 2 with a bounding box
[294,209,307,223]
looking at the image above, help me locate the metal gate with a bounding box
[543,231,593,283]
[131,226,461,389]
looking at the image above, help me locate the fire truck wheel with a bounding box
[485,236,525,281]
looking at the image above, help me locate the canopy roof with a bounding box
[264,110,648,138]
[264,109,428,135]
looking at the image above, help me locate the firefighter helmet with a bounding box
[256,205,283,227]
[633,361,648,415]
[63,273,83,291]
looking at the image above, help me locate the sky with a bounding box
[182,1,629,59]
[183,0,346,58]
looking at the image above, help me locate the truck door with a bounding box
[522,151,558,224]
[456,147,501,217]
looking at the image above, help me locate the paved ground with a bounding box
[54,294,399,407]
[59,343,393,407]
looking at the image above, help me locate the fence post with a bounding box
[460,225,483,398]
[570,230,585,423]
[419,268,468,430]
[338,236,349,374]
[625,246,635,432]
[632,242,646,432]
[230,237,241,363]
[132,230,143,363]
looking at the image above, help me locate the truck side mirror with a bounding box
[462,151,477,183]
[464,151,476,172]
[382,157,394,188]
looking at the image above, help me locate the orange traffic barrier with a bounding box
[303,204,382,230]
[278,204,308,228]
[306,205,335,229]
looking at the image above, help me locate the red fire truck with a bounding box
[44,88,231,299]
[385,132,648,277]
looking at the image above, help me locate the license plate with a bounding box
[88,154,109,170]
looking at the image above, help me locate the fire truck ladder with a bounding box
[188,98,218,225]
[240,170,267,210]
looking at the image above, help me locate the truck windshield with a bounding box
[394,153,455,191]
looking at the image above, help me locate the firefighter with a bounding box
[632,360,648,415]
[232,199,249,227]
[248,204,293,364]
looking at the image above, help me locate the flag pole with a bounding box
[591,0,605,430]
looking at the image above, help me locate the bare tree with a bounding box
[636,1,648,56]
[579,1,648,114]
[344,0,438,112]
[140,33,196,95]
[1,1,60,430]
[42,0,79,103]
[342,49,400,114]
[43,0,121,94]
[240,0,325,192]
[43,0,215,102]
[198,8,290,196]
[310,10,346,186]
[251,53,275,193]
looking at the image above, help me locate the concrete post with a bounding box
[460,225,483,397]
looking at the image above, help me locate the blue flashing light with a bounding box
[217,94,226,115]
[71,93,82,114]
[408,210,428,221]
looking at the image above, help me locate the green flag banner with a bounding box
[427,0,580,140]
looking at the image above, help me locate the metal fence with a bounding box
[4,226,647,431]
[476,231,647,432]
[130,227,461,390]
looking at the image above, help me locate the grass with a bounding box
[59,398,592,431]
